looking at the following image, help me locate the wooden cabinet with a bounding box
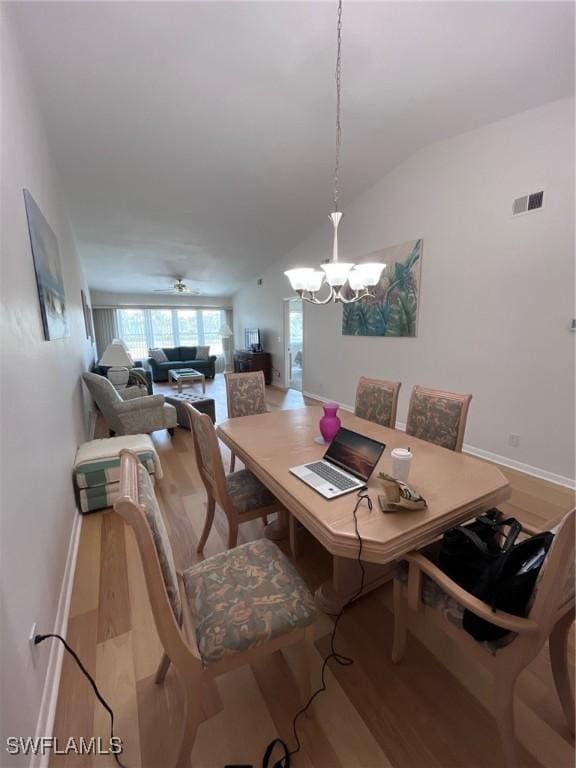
[233,351,272,385]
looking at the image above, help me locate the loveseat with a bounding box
[146,346,217,382]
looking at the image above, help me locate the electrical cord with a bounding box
[34,633,128,768]
[262,490,372,768]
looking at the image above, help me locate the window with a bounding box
[150,309,174,349]
[116,309,148,360]
[116,307,227,360]
[201,310,224,356]
[176,310,199,346]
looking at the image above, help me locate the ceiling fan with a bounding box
[153,279,200,295]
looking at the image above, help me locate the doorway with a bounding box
[285,299,303,391]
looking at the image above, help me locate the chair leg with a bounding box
[227,520,239,550]
[175,687,203,768]
[155,652,171,685]
[549,607,575,735]
[263,515,269,526]
[230,450,236,473]
[197,497,215,554]
[492,663,522,768]
[391,579,407,663]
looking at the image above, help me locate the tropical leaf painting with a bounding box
[342,239,422,337]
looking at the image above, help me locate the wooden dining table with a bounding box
[217,406,511,612]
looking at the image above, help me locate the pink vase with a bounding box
[319,402,341,442]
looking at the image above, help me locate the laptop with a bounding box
[290,427,386,499]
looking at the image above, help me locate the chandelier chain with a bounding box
[333,0,342,212]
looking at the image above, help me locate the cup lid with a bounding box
[391,447,412,458]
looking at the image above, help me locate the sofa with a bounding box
[146,346,217,382]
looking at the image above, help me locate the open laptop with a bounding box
[290,427,386,499]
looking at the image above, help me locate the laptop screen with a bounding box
[324,427,386,482]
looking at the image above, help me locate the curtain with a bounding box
[93,308,118,359]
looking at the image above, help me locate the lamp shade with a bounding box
[99,340,134,367]
[219,322,233,337]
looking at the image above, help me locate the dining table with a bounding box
[217,406,511,612]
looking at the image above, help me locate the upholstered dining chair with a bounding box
[185,402,284,551]
[224,371,268,471]
[405,385,472,451]
[392,510,575,768]
[115,449,316,768]
[354,376,401,428]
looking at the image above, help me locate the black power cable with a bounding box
[262,490,372,768]
[34,633,128,768]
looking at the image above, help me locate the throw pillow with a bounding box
[196,345,210,359]
[149,348,168,363]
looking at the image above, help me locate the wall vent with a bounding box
[512,190,544,216]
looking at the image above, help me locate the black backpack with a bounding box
[439,510,554,642]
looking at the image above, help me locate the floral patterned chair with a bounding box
[184,402,284,551]
[224,370,268,471]
[115,449,316,768]
[405,385,472,451]
[392,510,575,768]
[354,376,401,428]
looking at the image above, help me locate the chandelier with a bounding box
[285,0,385,305]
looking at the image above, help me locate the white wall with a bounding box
[0,6,95,755]
[90,290,232,309]
[234,98,575,482]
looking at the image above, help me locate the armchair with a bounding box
[82,372,177,437]
[392,510,575,768]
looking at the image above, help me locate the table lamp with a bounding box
[99,339,134,388]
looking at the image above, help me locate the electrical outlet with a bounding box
[508,434,520,448]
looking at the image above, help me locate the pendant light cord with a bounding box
[333,0,343,212]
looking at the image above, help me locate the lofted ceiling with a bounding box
[9,1,574,297]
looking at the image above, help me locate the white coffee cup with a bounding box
[391,447,413,483]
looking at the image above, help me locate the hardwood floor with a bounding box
[52,376,575,768]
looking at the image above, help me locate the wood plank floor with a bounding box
[52,376,575,768]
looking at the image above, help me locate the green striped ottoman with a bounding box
[73,435,162,514]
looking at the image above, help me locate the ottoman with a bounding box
[164,392,216,428]
[73,434,162,514]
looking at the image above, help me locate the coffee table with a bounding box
[168,368,206,394]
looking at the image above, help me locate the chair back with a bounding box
[527,509,575,636]
[184,403,230,509]
[355,376,401,428]
[406,385,472,451]
[225,371,267,418]
[82,372,123,430]
[114,450,190,662]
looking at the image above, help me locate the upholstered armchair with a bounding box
[392,510,575,768]
[82,372,177,437]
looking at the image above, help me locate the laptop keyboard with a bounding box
[306,461,358,490]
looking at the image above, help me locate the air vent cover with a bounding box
[513,190,544,216]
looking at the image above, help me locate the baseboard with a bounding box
[30,510,83,768]
[302,390,575,490]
